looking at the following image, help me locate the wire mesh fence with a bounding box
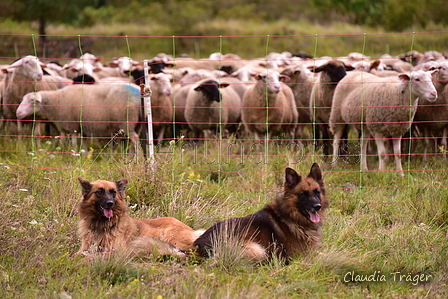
[1,31,448,202]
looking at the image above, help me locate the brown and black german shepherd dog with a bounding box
[192,163,329,262]
[77,177,203,259]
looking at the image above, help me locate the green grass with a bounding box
[0,134,447,298]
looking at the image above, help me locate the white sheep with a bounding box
[79,53,103,66]
[184,78,241,141]
[146,73,173,143]
[1,55,72,136]
[165,58,220,71]
[330,70,438,176]
[170,83,192,137]
[241,70,297,142]
[413,60,448,161]
[104,56,142,78]
[379,55,412,73]
[16,84,142,151]
[281,64,315,138]
[60,58,99,80]
[228,66,257,83]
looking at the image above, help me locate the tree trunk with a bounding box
[39,16,46,57]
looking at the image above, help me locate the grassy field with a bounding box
[0,18,448,298]
[0,134,447,298]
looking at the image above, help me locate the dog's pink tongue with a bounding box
[103,208,113,218]
[309,211,320,223]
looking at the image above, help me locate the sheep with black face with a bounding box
[309,59,353,156]
[184,78,241,142]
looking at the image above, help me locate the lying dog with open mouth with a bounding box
[191,163,329,262]
[77,177,203,259]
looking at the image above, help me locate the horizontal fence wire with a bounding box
[1,31,448,205]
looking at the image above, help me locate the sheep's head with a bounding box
[108,57,141,76]
[308,59,353,84]
[149,73,173,96]
[437,61,448,83]
[16,92,43,119]
[194,80,221,102]
[255,70,288,94]
[62,59,96,79]
[5,55,44,81]
[399,70,438,102]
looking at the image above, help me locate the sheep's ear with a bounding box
[1,68,10,74]
[106,60,119,67]
[430,69,439,78]
[398,73,411,82]
[132,60,142,66]
[93,67,102,73]
[308,65,322,73]
[280,69,293,77]
[35,94,43,103]
[344,64,355,71]
[369,60,381,71]
[194,85,202,91]
[279,75,290,82]
[8,59,24,69]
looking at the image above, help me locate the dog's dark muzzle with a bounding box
[302,196,322,223]
[312,203,321,212]
[104,199,115,209]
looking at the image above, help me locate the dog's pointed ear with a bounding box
[308,163,323,184]
[78,177,92,197]
[115,178,128,193]
[285,168,301,190]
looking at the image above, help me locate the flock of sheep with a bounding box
[1,49,447,175]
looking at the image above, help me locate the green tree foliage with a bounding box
[313,0,386,26]
[99,0,448,32]
[383,0,448,31]
[313,0,448,31]
[2,0,448,38]
[6,0,94,53]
